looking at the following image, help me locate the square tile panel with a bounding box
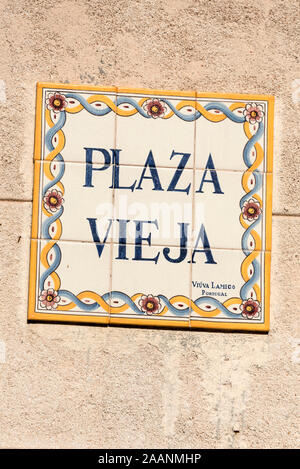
[28,83,274,331]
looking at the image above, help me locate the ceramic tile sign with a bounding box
[28,83,274,331]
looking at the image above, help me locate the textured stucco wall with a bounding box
[0,0,299,448]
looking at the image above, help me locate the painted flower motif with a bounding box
[139,294,161,315]
[243,103,264,124]
[43,188,64,213]
[143,98,167,119]
[240,299,261,319]
[39,288,60,310]
[46,92,67,113]
[242,198,262,221]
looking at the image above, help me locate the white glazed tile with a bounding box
[35,160,114,243]
[110,243,191,326]
[37,85,116,163]
[195,97,269,172]
[112,164,194,247]
[115,91,196,169]
[190,249,270,329]
[29,239,112,322]
[193,169,268,250]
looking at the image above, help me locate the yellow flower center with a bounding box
[248,207,255,214]
[246,305,253,312]
[47,294,54,302]
[53,99,61,107]
[146,301,154,310]
[250,111,257,118]
[49,196,58,205]
[151,105,158,113]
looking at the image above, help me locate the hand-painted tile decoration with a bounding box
[28,83,274,331]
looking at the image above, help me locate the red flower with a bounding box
[240,299,261,319]
[139,294,161,315]
[43,188,64,213]
[46,92,67,113]
[39,288,60,310]
[243,103,264,124]
[143,98,167,118]
[242,198,261,221]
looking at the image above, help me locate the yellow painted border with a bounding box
[28,83,274,332]
[117,87,275,103]
[266,95,275,173]
[34,83,43,160]
[117,86,196,98]
[37,82,116,93]
[28,238,38,321]
[31,161,41,239]
[265,173,273,252]
[197,91,275,102]
[109,317,190,328]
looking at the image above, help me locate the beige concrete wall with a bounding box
[0,0,299,448]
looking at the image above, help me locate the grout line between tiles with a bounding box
[30,237,272,253]
[31,158,273,174]
[3,198,298,220]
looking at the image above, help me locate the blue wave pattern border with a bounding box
[64,93,246,123]
[40,92,263,319]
